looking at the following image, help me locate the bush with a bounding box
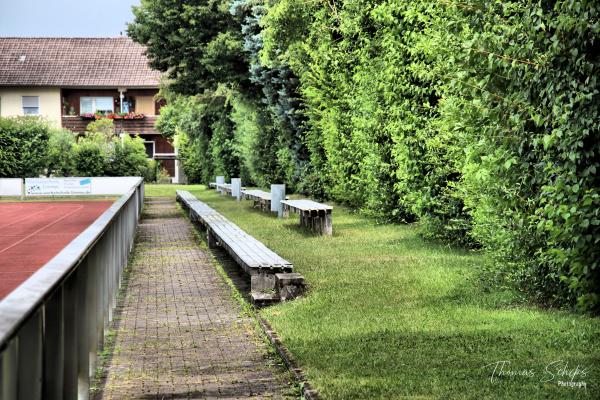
[46,128,77,177]
[174,131,202,184]
[107,135,150,177]
[156,93,241,185]
[144,159,159,183]
[86,118,117,141]
[74,138,107,176]
[131,0,600,311]
[0,116,50,178]
[156,167,171,184]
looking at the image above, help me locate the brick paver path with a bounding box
[96,197,292,399]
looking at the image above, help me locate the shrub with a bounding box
[0,116,50,178]
[46,128,77,177]
[174,131,203,184]
[74,137,107,176]
[107,135,150,177]
[144,159,159,183]
[86,118,117,141]
[208,100,241,179]
[131,0,600,311]
[156,167,171,184]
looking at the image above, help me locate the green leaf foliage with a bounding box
[73,138,108,177]
[131,0,600,311]
[128,0,249,94]
[106,135,150,178]
[439,0,600,310]
[0,116,50,178]
[46,128,77,177]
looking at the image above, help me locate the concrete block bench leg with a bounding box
[276,273,305,301]
[207,230,218,249]
[311,210,319,233]
[251,273,279,305]
[216,176,225,193]
[299,210,308,229]
[323,211,333,236]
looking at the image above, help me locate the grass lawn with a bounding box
[146,184,600,399]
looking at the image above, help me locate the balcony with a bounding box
[62,115,159,135]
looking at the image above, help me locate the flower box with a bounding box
[80,112,145,120]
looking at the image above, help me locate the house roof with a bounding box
[0,37,162,88]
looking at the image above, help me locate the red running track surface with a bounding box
[0,201,113,299]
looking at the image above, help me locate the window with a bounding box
[144,141,155,158]
[22,96,40,115]
[80,96,114,114]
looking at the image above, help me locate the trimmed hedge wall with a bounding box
[133,0,599,311]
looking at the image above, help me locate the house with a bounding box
[0,37,182,182]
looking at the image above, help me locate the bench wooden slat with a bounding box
[281,199,333,212]
[241,189,272,201]
[176,190,293,272]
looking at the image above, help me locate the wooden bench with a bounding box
[176,190,305,303]
[281,199,333,236]
[241,189,289,212]
[216,183,247,196]
[208,182,217,189]
[216,183,232,195]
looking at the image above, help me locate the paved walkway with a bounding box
[95,197,292,399]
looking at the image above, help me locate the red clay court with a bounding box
[0,201,113,299]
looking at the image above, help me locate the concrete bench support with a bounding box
[216,176,225,193]
[271,184,285,218]
[231,178,242,201]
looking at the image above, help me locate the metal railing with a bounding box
[0,178,144,400]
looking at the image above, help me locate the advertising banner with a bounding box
[25,178,92,196]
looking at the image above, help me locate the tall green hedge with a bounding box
[439,0,600,309]
[136,0,600,311]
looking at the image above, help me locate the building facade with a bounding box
[0,37,181,182]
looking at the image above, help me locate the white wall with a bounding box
[0,179,23,196]
[0,87,62,127]
[1,177,141,197]
[86,177,141,195]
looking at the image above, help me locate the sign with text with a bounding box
[25,178,92,196]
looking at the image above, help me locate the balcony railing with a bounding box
[62,115,159,135]
[0,179,144,399]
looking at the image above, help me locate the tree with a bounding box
[128,0,249,94]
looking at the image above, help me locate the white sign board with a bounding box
[87,177,140,195]
[25,178,92,196]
